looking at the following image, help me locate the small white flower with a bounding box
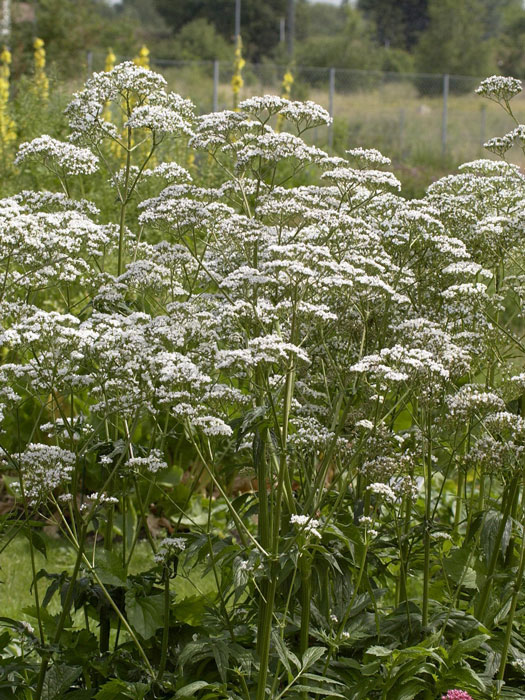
[476,75,522,101]
[290,514,322,539]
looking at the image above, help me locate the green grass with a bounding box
[0,533,216,622]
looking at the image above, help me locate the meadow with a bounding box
[1,58,525,700]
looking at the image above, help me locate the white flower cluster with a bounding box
[346,147,391,167]
[446,385,505,419]
[15,444,76,505]
[16,136,99,175]
[125,449,168,474]
[2,61,525,543]
[476,75,522,101]
[238,95,331,128]
[65,63,193,145]
[290,514,322,539]
[154,536,186,564]
[367,482,396,503]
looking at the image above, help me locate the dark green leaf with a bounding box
[95,549,126,586]
[41,664,82,700]
[443,548,478,589]
[301,646,326,670]
[448,634,490,664]
[174,682,212,698]
[22,527,47,559]
[125,590,164,640]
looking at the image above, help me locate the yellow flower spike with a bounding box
[0,46,16,153]
[133,45,150,70]
[103,49,116,127]
[0,46,11,66]
[282,70,294,98]
[232,35,245,111]
[33,37,49,103]
[105,48,116,73]
[276,66,294,133]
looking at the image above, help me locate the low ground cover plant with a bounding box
[1,64,525,699]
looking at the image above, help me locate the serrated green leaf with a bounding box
[448,634,490,665]
[95,680,128,700]
[174,681,211,698]
[173,594,211,626]
[211,639,229,683]
[272,631,292,674]
[95,549,126,586]
[481,510,511,563]
[388,680,425,700]
[301,646,326,670]
[125,590,164,640]
[288,685,344,697]
[41,664,82,700]
[444,548,478,589]
[366,645,393,657]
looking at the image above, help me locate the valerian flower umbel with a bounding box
[3,63,525,694]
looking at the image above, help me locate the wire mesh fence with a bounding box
[87,52,525,166]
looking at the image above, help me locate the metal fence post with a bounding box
[213,60,219,112]
[328,67,335,150]
[441,73,449,157]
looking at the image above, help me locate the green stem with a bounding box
[422,410,433,629]
[34,526,86,700]
[256,353,296,699]
[117,126,132,277]
[497,494,525,680]
[476,476,518,623]
[299,552,312,658]
[256,563,279,700]
[454,467,464,534]
[157,567,171,681]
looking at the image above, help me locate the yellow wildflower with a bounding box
[103,49,116,129]
[33,37,49,102]
[276,67,294,132]
[105,47,116,73]
[133,46,150,70]
[232,35,245,111]
[0,46,16,152]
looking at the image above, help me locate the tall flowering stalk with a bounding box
[33,37,49,102]
[231,34,245,110]
[133,45,150,70]
[105,46,116,73]
[103,48,116,147]
[0,46,15,156]
[276,66,294,132]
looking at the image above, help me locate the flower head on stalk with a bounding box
[0,46,16,151]
[232,35,245,111]
[441,691,474,700]
[33,37,49,102]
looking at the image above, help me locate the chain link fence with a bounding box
[87,52,525,166]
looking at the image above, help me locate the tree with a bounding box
[414,0,495,80]
[172,18,231,62]
[478,0,522,38]
[358,0,429,50]
[153,0,287,61]
[295,7,380,72]
[295,0,347,42]
[11,0,143,77]
[495,5,525,77]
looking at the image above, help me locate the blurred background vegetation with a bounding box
[5,0,525,199]
[7,0,525,82]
